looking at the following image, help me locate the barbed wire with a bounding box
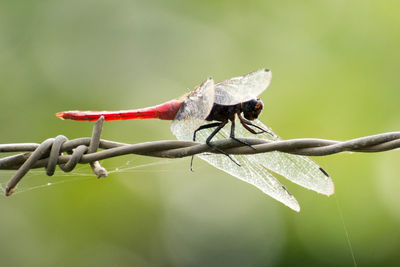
[1,116,399,197]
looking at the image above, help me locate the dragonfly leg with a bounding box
[190,122,240,171]
[193,122,222,141]
[203,121,241,167]
[238,114,275,137]
[191,122,219,171]
[229,119,256,150]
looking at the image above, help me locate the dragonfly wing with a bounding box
[239,120,334,196]
[171,77,215,141]
[192,123,300,212]
[189,119,334,211]
[214,69,272,105]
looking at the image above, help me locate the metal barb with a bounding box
[88,116,108,178]
[1,117,111,196]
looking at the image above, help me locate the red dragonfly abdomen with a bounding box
[56,99,183,121]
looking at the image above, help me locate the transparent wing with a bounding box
[171,77,215,140]
[246,120,334,196]
[214,69,272,105]
[184,120,334,212]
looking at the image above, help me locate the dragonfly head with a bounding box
[242,98,263,121]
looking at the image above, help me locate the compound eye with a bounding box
[254,100,263,117]
[254,102,262,111]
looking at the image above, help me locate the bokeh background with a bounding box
[1,0,400,266]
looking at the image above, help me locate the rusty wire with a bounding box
[0,116,399,197]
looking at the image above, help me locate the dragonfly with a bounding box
[56,69,334,211]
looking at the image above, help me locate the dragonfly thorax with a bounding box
[205,98,263,123]
[242,98,263,121]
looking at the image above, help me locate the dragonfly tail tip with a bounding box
[56,112,65,120]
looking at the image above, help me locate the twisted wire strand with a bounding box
[0,116,399,196]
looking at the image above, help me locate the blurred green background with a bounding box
[1,0,400,266]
